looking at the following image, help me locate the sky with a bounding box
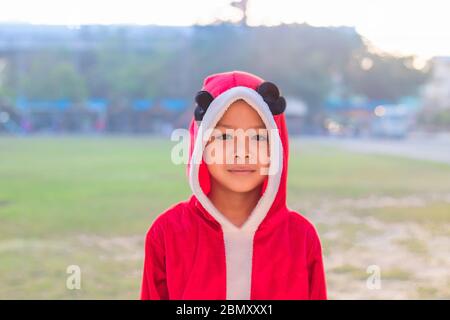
[0,0,449,60]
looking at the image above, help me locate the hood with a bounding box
[187,70,290,233]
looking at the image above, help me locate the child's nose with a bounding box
[233,137,251,162]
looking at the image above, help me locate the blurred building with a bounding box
[5,97,190,134]
[422,56,450,110]
[284,96,307,135]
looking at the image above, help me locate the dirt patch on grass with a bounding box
[295,193,450,299]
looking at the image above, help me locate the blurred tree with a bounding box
[345,50,430,101]
[84,31,176,102]
[19,51,87,101]
[1,23,430,116]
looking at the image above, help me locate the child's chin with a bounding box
[225,182,261,193]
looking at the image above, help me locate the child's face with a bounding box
[204,99,270,193]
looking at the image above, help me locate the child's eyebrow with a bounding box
[217,123,267,129]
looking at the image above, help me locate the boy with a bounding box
[141,71,327,300]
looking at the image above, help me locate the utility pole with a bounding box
[230,0,249,26]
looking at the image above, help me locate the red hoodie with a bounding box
[141,71,327,300]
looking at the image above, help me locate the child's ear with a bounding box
[256,82,286,115]
[194,91,214,121]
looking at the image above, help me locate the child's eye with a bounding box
[217,133,233,140]
[252,134,268,141]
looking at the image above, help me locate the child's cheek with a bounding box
[249,141,270,166]
[204,140,225,165]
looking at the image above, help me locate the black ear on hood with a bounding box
[194,90,214,121]
[256,81,286,115]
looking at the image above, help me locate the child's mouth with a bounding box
[227,167,257,175]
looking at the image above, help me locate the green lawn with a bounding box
[1,137,449,299]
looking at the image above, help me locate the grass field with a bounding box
[0,136,449,299]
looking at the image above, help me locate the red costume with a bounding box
[141,71,327,300]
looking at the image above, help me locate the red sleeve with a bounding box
[307,225,327,300]
[140,223,169,300]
